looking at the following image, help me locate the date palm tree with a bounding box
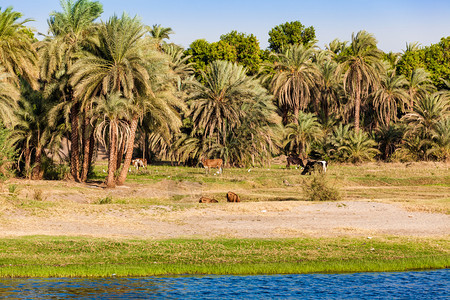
[403,93,450,137]
[337,31,384,132]
[189,60,257,145]
[147,24,173,42]
[338,130,380,163]
[41,0,103,182]
[429,117,450,162]
[372,69,409,126]
[93,93,130,188]
[316,59,341,125]
[0,6,38,88]
[266,44,320,124]
[71,13,181,185]
[0,68,20,126]
[283,111,323,157]
[406,68,435,110]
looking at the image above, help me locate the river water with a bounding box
[0,270,448,299]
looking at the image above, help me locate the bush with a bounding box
[302,172,340,201]
[96,196,112,204]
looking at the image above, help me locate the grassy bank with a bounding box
[0,236,448,277]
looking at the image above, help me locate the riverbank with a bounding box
[0,162,448,276]
[0,236,448,277]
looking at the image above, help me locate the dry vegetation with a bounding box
[0,161,448,240]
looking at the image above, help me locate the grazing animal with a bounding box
[201,158,223,174]
[131,158,147,170]
[226,191,240,202]
[301,160,327,175]
[199,197,218,203]
[286,154,305,169]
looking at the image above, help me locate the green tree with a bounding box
[337,30,384,132]
[185,39,237,77]
[372,69,409,126]
[92,93,130,188]
[429,117,450,162]
[0,122,17,178]
[316,58,341,125]
[41,0,103,182]
[147,24,173,41]
[0,68,20,126]
[0,6,38,88]
[220,30,262,74]
[70,13,181,186]
[266,44,319,124]
[183,60,276,166]
[397,37,450,89]
[375,123,405,160]
[268,21,316,53]
[402,93,450,160]
[283,111,323,157]
[338,130,380,163]
[405,68,435,110]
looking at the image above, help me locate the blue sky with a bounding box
[4,0,450,52]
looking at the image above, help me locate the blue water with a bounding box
[0,270,448,299]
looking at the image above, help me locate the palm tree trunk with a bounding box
[106,122,117,188]
[80,114,91,182]
[31,146,43,180]
[70,102,80,182]
[116,115,139,186]
[116,139,125,170]
[24,146,31,179]
[354,94,361,132]
[87,130,96,173]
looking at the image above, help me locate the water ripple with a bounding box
[0,269,448,299]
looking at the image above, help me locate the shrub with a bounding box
[96,196,112,204]
[302,172,340,201]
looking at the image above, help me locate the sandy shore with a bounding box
[1,199,448,239]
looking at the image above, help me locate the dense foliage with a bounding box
[0,2,449,186]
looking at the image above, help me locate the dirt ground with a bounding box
[0,180,448,239]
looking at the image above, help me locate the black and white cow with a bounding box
[301,160,327,175]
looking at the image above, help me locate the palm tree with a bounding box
[147,24,173,41]
[403,93,450,138]
[14,88,52,179]
[375,123,405,160]
[337,30,384,132]
[338,130,380,163]
[372,69,409,126]
[406,68,435,110]
[0,68,20,126]
[404,42,421,53]
[0,6,38,88]
[316,59,341,125]
[70,13,181,185]
[189,60,257,145]
[283,111,323,157]
[429,117,450,162]
[266,44,320,124]
[402,93,449,160]
[41,0,103,182]
[93,93,130,188]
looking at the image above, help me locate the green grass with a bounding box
[0,236,448,277]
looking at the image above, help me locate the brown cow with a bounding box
[201,157,223,174]
[199,197,218,203]
[226,191,240,202]
[131,158,147,170]
[286,154,305,169]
